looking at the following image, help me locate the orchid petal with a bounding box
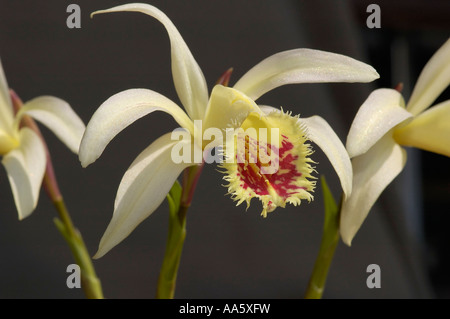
[15,96,85,154]
[300,116,353,198]
[94,133,197,258]
[0,59,14,134]
[203,85,262,134]
[258,105,278,115]
[79,88,194,168]
[340,134,407,246]
[2,128,46,220]
[406,38,450,116]
[346,88,412,158]
[233,48,379,101]
[394,99,450,157]
[92,3,208,120]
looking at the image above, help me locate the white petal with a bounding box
[79,88,194,168]
[340,134,407,246]
[92,3,208,120]
[233,48,380,101]
[94,133,197,258]
[346,88,412,158]
[407,38,450,116]
[2,128,46,220]
[300,116,353,198]
[0,58,14,134]
[15,96,85,154]
[258,105,278,115]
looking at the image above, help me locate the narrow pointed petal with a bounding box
[92,3,208,120]
[394,100,450,157]
[79,88,194,167]
[406,38,450,116]
[2,128,46,220]
[94,133,197,258]
[233,48,379,101]
[300,116,353,198]
[15,96,85,154]
[0,59,14,134]
[216,67,234,87]
[340,134,407,246]
[203,85,262,134]
[346,88,412,158]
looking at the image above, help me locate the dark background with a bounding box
[0,0,448,298]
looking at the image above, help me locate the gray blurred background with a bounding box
[0,0,448,298]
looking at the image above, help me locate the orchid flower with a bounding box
[0,58,85,220]
[340,38,450,246]
[79,3,379,258]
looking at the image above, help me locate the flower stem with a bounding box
[156,164,203,299]
[304,176,341,299]
[53,200,104,299]
[10,90,104,299]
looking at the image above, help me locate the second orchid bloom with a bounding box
[341,38,450,246]
[0,59,85,220]
[78,3,380,258]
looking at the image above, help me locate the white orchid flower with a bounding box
[79,3,379,258]
[341,38,450,246]
[0,59,85,220]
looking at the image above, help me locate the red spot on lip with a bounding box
[238,135,303,199]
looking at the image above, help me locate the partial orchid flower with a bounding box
[340,38,450,246]
[79,3,379,258]
[0,58,85,220]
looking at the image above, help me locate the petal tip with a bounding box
[340,226,354,247]
[16,204,34,221]
[90,10,105,19]
[92,251,103,260]
[80,161,89,169]
[372,69,380,80]
[343,238,353,247]
[78,153,91,168]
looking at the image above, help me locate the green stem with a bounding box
[156,164,203,299]
[304,224,339,298]
[155,204,188,299]
[304,176,342,299]
[53,199,104,299]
